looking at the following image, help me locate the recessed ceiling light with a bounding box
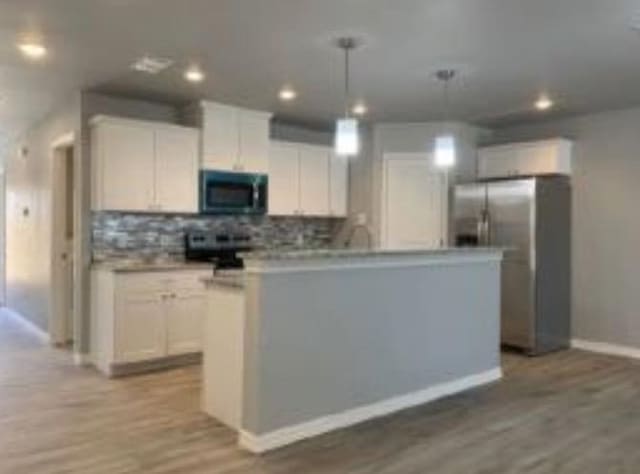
[18,42,47,60]
[352,102,368,116]
[131,56,173,74]
[535,96,554,111]
[184,66,205,83]
[279,86,297,101]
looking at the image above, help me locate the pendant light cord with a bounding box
[344,45,351,118]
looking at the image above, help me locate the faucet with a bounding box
[345,223,373,249]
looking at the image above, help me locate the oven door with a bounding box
[200,171,267,215]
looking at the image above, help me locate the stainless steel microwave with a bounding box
[200,170,268,215]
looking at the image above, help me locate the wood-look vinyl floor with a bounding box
[1,309,640,474]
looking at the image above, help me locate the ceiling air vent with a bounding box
[130,56,174,74]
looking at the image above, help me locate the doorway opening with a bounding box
[50,134,76,347]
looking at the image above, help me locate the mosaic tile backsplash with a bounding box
[92,212,344,262]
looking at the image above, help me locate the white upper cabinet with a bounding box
[91,116,199,213]
[268,141,300,216]
[329,153,349,217]
[238,110,271,174]
[268,140,349,217]
[478,138,572,179]
[193,101,272,174]
[200,102,239,172]
[299,145,330,216]
[92,120,155,212]
[155,127,199,213]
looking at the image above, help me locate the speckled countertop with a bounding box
[200,270,245,289]
[241,247,504,262]
[91,260,214,273]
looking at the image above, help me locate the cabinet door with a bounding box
[201,103,239,171]
[95,122,155,211]
[517,140,572,176]
[155,127,199,213]
[299,145,330,216]
[268,142,301,216]
[238,111,270,174]
[478,145,521,179]
[115,292,166,363]
[329,153,349,217]
[166,290,206,355]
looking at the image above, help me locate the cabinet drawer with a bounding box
[115,273,171,293]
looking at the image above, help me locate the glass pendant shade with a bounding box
[334,118,360,156]
[434,134,456,168]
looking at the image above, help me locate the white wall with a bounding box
[492,107,640,351]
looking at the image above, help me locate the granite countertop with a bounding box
[200,270,245,289]
[241,247,505,262]
[91,260,215,273]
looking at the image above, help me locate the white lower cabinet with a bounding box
[115,292,166,363]
[166,290,207,356]
[91,268,210,376]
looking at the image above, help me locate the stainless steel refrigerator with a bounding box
[454,176,571,355]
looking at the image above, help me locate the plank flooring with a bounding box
[1,308,640,473]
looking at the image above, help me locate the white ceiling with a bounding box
[2,0,640,148]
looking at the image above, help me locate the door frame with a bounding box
[380,153,448,249]
[49,132,77,346]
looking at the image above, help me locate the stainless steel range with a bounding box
[184,231,255,270]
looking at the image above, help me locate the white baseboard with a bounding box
[73,352,92,366]
[4,308,50,344]
[238,367,502,454]
[572,339,640,360]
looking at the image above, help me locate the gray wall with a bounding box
[358,122,491,245]
[242,256,501,435]
[492,107,640,350]
[5,94,81,331]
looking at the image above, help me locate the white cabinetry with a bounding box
[268,141,348,217]
[91,116,199,213]
[91,268,210,376]
[299,145,330,216]
[268,141,300,216]
[188,101,272,173]
[478,138,572,179]
[330,154,349,217]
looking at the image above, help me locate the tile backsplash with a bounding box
[92,212,344,262]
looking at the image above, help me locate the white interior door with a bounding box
[383,154,447,249]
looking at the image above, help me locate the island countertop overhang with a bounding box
[240,247,504,273]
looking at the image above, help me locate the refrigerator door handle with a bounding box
[478,210,491,246]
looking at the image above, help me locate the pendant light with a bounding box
[434,69,457,168]
[334,37,360,157]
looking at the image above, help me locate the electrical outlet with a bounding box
[159,235,172,247]
[296,233,305,247]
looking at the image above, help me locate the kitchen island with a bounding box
[202,248,503,453]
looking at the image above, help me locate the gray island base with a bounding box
[202,248,504,453]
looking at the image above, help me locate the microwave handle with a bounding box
[253,182,260,210]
